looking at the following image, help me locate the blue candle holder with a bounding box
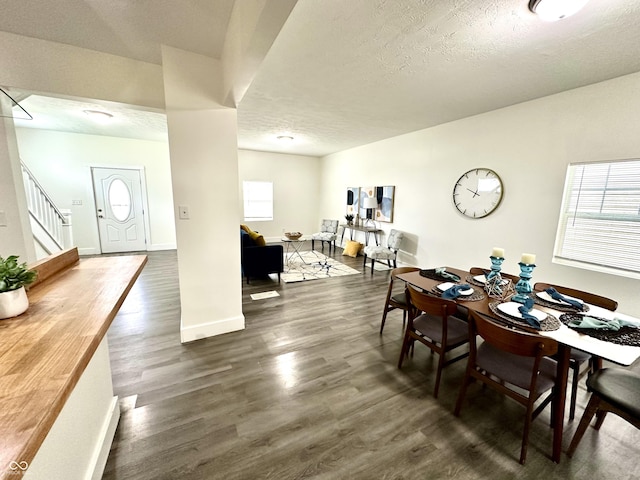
[486,256,504,283]
[512,262,536,304]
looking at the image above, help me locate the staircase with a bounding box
[21,162,73,258]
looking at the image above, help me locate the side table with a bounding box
[281,237,307,265]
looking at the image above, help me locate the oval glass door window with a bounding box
[108,178,132,221]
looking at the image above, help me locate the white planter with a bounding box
[0,286,29,319]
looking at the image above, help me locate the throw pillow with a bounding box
[240,224,266,246]
[343,240,363,257]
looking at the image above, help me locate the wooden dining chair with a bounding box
[567,368,640,457]
[454,310,558,464]
[379,266,420,334]
[398,285,469,398]
[533,282,618,420]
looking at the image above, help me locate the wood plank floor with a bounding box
[102,247,640,479]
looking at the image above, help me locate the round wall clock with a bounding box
[452,168,503,218]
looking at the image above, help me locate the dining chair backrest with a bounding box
[471,310,558,358]
[406,284,459,321]
[533,282,618,311]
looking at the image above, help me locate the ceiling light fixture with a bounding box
[83,109,114,122]
[529,0,589,21]
[276,135,294,143]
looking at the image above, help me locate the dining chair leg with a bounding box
[453,372,471,417]
[380,308,389,334]
[397,332,411,368]
[433,353,445,399]
[371,259,375,274]
[311,239,315,251]
[569,363,580,420]
[520,408,533,464]
[567,394,601,457]
[594,410,608,429]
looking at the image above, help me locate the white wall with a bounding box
[15,128,176,255]
[238,150,321,241]
[0,106,36,262]
[320,72,640,314]
[13,126,321,254]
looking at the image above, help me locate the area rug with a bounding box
[282,251,360,283]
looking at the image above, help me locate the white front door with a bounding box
[92,167,147,253]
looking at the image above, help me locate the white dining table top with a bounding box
[540,305,640,366]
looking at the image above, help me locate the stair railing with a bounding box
[21,162,69,250]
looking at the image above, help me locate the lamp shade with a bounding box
[529,0,589,21]
[362,197,378,209]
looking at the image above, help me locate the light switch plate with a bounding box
[179,205,189,220]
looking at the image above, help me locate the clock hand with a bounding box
[466,188,480,198]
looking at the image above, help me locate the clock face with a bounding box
[453,168,503,218]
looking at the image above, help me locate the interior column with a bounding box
[161,46,244,342]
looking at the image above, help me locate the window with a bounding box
[243,181,273,221]
[553,159,640,278]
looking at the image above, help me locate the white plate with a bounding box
[473,274,508,286]
[437,282,473,296]
[497,302,547,321]
[536,291,583,305]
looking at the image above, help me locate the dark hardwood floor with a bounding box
[102,247,640,479]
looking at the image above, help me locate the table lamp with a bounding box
[362,196,378,228]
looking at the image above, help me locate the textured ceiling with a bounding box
[0,0,235,64]
[6,0,640,156]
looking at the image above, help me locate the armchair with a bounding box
[311,219,339,253]
[363,229,404,274]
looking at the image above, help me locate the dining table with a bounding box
[396,266,640,463]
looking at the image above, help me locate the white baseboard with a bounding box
[90,397,120,480]
[148,243,177,251]
[180,314,245,343]
[78,247,100,256]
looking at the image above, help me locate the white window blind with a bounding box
[554,159,640,277]
[243,181,273,221]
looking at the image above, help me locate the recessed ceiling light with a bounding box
[83,109,114,122]
[529,0,589,21]
[276,135,294,143]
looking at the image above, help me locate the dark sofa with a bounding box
[240,229,283,283]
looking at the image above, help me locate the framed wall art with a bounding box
[348,185,395,223]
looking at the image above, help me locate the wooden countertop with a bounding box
[0,249,147,478]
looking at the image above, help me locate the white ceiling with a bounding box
[5,0,640,157]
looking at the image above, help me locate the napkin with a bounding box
[518,297,541,330]
[568,315,640,331]
[434,267,461,283]
[545,287,583,309]
[441,284,472,300]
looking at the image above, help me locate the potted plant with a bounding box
[345,214,354,225]
[0,255,37,319]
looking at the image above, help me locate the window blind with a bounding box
[243,181,273,221]
[554,159,640,277]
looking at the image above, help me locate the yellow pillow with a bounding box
[343,240,363,257]
[240,224,266,246]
